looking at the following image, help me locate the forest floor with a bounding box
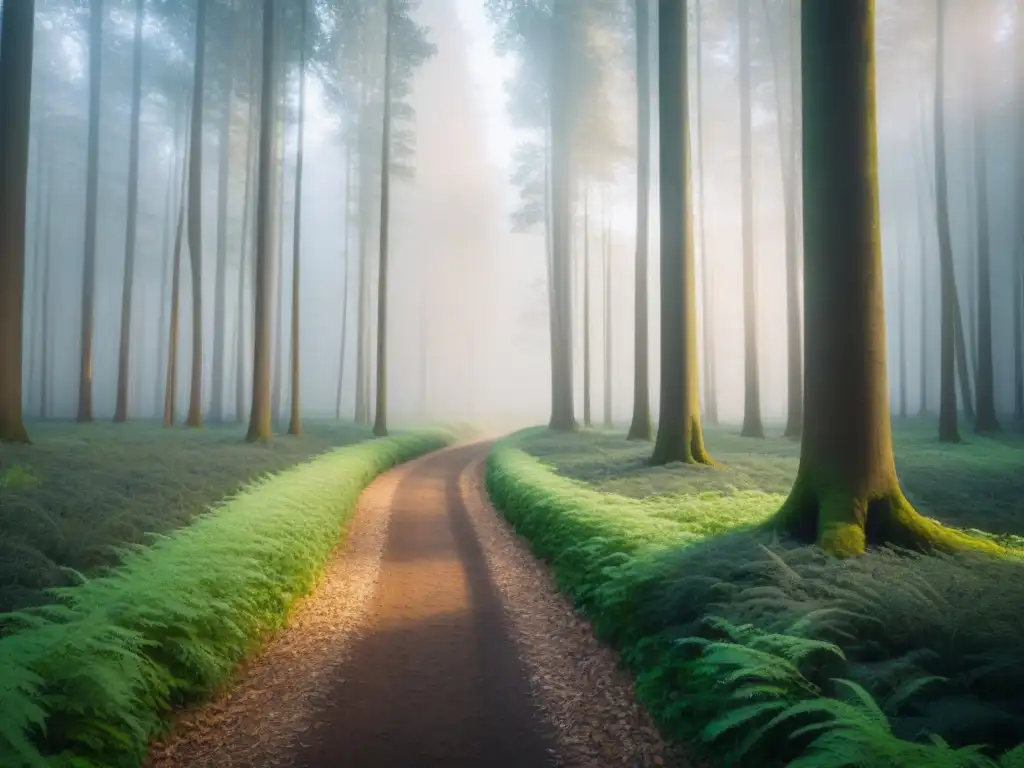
[489,420,1024,766]
[0,420,372,614]
[149,443,683,768]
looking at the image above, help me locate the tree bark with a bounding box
[771,0,997,558]
[210,47,235,423]
[114,0,146,423]
[40,155,54,420]
[372,0,395,438]
[235,84,257,423]
[185,0,208,428]
[628,0,652,440]
[77,0,103,424]
[247,0,277,442]
[1016,0,1024,425]
[650,0,712,466]
[897,230,907,420]
[0,0,35,442]
[336,141,353,420]
[164,120,191,428]
[288,0,308,436]
[738,0,764,439]
[271,102,286,428]
[915,107,931,416]
[934,0,961,443]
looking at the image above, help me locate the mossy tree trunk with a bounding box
[650,0,712,467]
[114,0,145,424]
[627,0,653,441]
[738,0,764,439]
[246,0,277,443]
[695,0,718,428]
[372,0,395,439]
[772,0,1000,558]
[0,0,35,443]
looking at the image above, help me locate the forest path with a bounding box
[149,442,676,768]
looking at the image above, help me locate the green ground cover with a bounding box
[0,420,373,613]
[0,427,458,768]
[488,423,1024,767]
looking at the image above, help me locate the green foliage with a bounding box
[0,421,373,614]
[486,426,1024,767]
[0,429,458,767]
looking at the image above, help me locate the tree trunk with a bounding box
[0,0,34,442]
[628,0,652,441]
[915,107,931,416]
[27,132,45,416]
[114,0,146,423]
[271,107,286,428]
[971,34,998,432]
[40,156,54,420]
[246,0,277,442]
[582,186,592,429]
[603,198,613,429]
[738,0,764,439]
[695,0,718,428]
[897,230,907,420]
[934,0,961,443]
[771,0,996,558]
[952,285,974,423]
[288,0,308,437]
[650,0,712,466]
[373,0,395,438]
[185,0,207,428]
[156,132,176,417]
[548,0,576,431]
[1016,0,1024,425]
[235,86,257,423]
[164,123,191,428]
[336,141,353,420]
[77,0,103,424]
[210,53,234,423]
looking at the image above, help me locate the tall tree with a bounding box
[934,0,960,443]
[77,0,104,423]
[247,0,277,443]
[164,126,191,428]
[289,0,309,437]
[114,0,146,423]
[582,186,592,428]
[970,7,998,433]
[897,229,907,420]
[235,87,258,424]
[650,0,712,466]
[915,109,932,416]
[627,0,652,441]
[771,0,996,557]
[373,0,396,438]
[738,0,764,439]
[185,0,208,428]
[39,157,54,420]
[602,197,613,429]
[0,0,35,443]
[1016,0,1024,425]
[336,143,353,420]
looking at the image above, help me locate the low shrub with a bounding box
[0,428,457,767]
[487,429,1024,767]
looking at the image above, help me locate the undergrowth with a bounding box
[0,421,374,613]
[487,427,1024,766]
[0,428,457,767]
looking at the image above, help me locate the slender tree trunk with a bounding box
[247,0,277,442]
[628,0,652,440]
[772,0,995,558]
[164,124,191,428]
[0,0,35,442]
[915,105,931,416]
[27,132,45,415]
[210,55,234,422]
[336,142,353,420]
[114,0,146,423]
[156,144,175,416]
[650,0,712,466]
[373,0,395,438]
[271,107,286,427]
[603,197,613,429]
[738,0,764,438]
[40,156,54,420]
[696,0,718,427]
[1015,0,1024,425]
[544,127,561,430]
[235,89,257,423]
[971,32,998,432]
[549,0,576,431]
[935,0,960,443]
[897,230,907,419]
[952,284,975,423]
[582,186,592,428]
[288,0,308,436]
[185,0,208,428]
[76,0,103,424]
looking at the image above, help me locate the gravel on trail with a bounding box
[148,441,690,768]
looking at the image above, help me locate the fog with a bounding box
[13,0,1024,433]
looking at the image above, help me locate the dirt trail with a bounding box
[292,444,557,767]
